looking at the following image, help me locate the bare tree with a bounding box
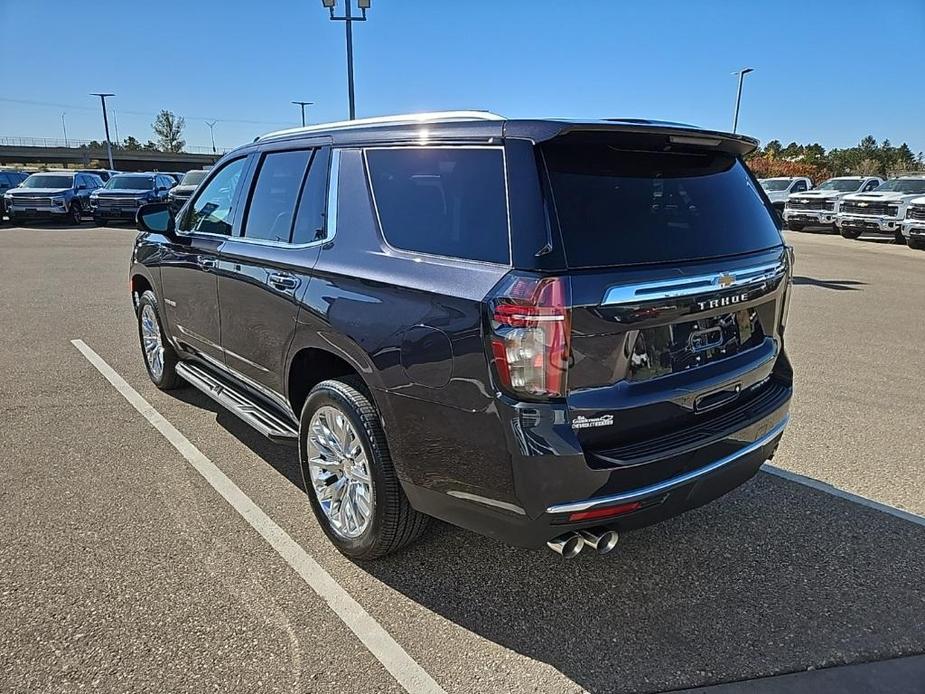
[152,110,186,153]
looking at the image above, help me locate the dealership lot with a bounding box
[1,225,923,693]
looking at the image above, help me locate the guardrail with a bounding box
[0,136,224,155]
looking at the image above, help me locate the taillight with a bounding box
[488,274,571,398]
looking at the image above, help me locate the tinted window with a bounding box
[792,180,807,192]
[366,147,510,264]
[243,150,311,243]
[181,170,208,187]
[182,157,247,235]
[291,148,330,245]
[543,143,782,268]
[0,174,11,186]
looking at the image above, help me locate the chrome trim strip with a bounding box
[546,415,789,515]
[602,261,786,305]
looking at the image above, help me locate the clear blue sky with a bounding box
[2,0,923,155]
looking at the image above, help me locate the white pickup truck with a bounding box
[783,176,882,231]
[759,177,813,217]
[837,175,925,243]
[902,197,925,250]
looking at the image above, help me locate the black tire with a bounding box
[908,237,925,251]
[68,201,83,226]
[299,377,428,560]
[94,218,107,227]
[894,231,907,245]
[788,222,804,232]
[840,226,862,240]
[136,290,181,390]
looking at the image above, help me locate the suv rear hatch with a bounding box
[490,128,792,482]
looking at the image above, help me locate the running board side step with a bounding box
[175,361,299,445]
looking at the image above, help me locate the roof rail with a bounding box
[257,110,505,142]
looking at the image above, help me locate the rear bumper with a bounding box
[396,378,792,548]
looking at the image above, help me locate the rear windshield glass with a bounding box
[543,144,782,268]
[366,147,510,264]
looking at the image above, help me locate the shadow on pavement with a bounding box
[792,276,866,291]
[165,386,925,694]
[363,474,925,694]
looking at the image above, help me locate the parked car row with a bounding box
[1,168,209,225]
[760,174,925,251]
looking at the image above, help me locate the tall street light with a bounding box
[61,113,69,147]
[292,100,314,127]
[205,120,217,153]
[321,0,371,120]
[732,67,754,134]
[91,93,115,169]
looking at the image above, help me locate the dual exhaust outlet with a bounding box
[547,528,619,558]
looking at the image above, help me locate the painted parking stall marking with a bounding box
[70,339,446,694]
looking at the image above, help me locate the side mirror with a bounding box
[136,202,179,240]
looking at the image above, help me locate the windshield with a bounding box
[817,179,863,192]
[874,179,925,194]
[760,179,791,191]
[544,143,782,268]
[106,176,154,191]
[21,174,73,189]
[180,170,208,186]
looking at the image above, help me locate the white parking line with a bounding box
[70,339,446,694]
[764,465,925,528]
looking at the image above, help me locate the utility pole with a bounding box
[91,93,115,169]
[291,101,314,127]
[322,0,371,119]
[732,68,754,134]
[205,120,217,153]
[61,113,69,147]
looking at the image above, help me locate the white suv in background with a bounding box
[837,175,925,243]
[783,176,882,231]
[759,177,813,217]
[902,197,925,250]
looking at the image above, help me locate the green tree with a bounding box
[152,110,186,153]
[764,140,782,158]
[122,136,143,151]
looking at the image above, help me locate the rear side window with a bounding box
[366,147,510,264]
[244,150,311,243]
[543,144,782,268]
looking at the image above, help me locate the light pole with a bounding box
[205,120,217,153]
[321,0,371,120]
[732,67,754,134]
[91,93,115,169]
[291,101,314,127]
[61,113,69,147]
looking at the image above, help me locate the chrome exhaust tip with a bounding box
[579,528,620,556]
[547,532,585,559]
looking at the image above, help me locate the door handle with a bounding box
[197,256,217,270]
[268,272,299,290]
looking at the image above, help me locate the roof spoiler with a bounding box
[505,121,759,157]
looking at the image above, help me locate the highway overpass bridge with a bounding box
[0,142,222,172]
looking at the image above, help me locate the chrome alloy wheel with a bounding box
[307,405,374,539]
[140,304,165,380]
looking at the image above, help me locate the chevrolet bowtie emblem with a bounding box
[716,273,735,288]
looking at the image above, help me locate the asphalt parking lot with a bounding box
[1,222,924,694]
